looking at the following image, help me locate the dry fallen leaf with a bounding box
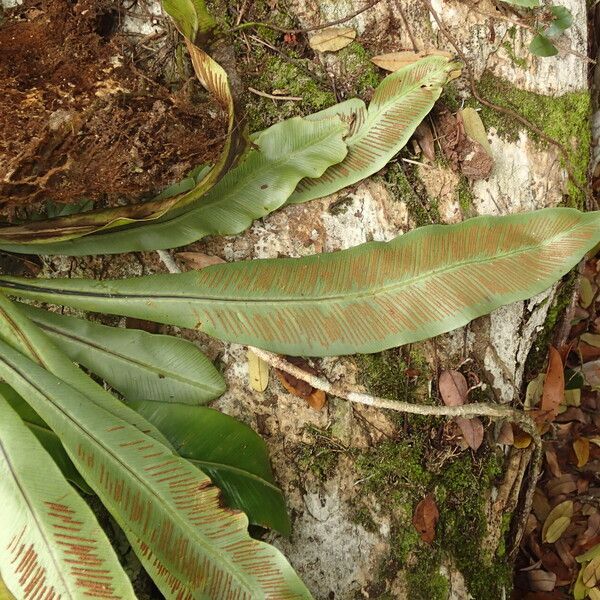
[497,420,514,445]
[413,122,436,162]
[412,494,439,543]
[513,424,533,448]
[459,107,493,157]
[275,357,327,411]
[439,370,468,406]
[582,555,600,587]
[574,437,591,468]
[455,416,484,451]
[526,569,557,592]
[582,360,600,388]
[175,252,225,270]
[371,50,453,71]
[542,500,573,544]
[541,346,565,422]
[526,373,546,409]
[309,27,356,52]
[247,349,269,392]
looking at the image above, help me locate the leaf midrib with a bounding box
[188,457,283,493]
[0,350,256,595]
[3,220,587,306]
[32,320,218,395]
[0,437,74,598]
[350,59,446,147]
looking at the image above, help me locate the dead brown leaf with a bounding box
[413,122,435,162]
[542,500,573,544]
[439,370,468,406]
[275,357,327,411]
[541,346,565,422]
[497,420,515,445]
[176,252,225,270]
[371,50,453,72]
[455,416,484,451]
[573,438,591,468]
[513,424,533,448]
[526,569,557,592]
[412,494,439,544]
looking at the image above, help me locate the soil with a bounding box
[0,0,226,222]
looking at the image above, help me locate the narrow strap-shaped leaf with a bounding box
[0,0,244,248]
[287,55,460,204]
[131,400,291,535]
[0,115,349,255]
[0,295,172,447]
[0,391,135,599]
[0,382,92,493]
[0,341,312,599]
[20,304,226,405]
[2,209,599,356]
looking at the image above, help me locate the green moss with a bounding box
[457,176,475,218]
[385,163,441,226]
[336,42,382,96]
[352,354,513,598]
[440,81,461,112]
[295,426,349,481]
[501,29,528,69]
[244,51,335,132]
[524,269,578,380]
[471,72,591,207]
[406,549,450,600]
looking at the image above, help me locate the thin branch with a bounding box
[250,347,537,429]
[228,0,383,35]
[251,345,543,554]
[248,87,303,101]
[156,249,181,274]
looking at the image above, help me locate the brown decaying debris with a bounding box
[0,0,226,221]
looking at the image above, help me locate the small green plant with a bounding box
[498,0,573,57]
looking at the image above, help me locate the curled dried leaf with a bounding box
[248,350,269,392]
[573,438,590,468]
[541,346,565,422]
[176,252,225,270]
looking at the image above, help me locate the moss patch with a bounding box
[336,41,381,97]
[523,269,578,380]
[471,71,591,207]
[243,51,335,132]
[295,425,349,481]
[354,352,513,599]
[385,162,441,226]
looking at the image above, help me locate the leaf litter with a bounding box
[515,255,600,598]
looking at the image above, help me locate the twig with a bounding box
[251,347,537,427]
[469,6,595,63]
[394,0,419,52]
[228,0,383,34]
[402,157,434,168]
[251,345,542,554]
[248,87,303,101]
[156,249,181,274]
